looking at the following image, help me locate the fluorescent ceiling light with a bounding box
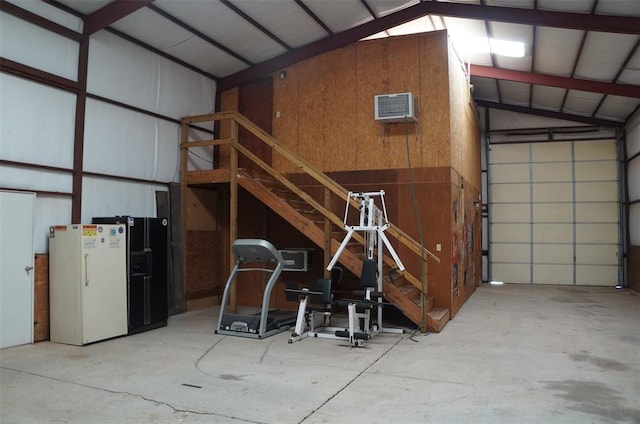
[489,38,525,57]
[450,36,525,58]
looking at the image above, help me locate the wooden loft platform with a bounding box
[186,169,231,186]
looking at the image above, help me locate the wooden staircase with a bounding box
[180,111,448,332]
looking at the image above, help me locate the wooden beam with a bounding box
[471,65,640,99]
[83,0,154,35]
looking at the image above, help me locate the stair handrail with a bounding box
[183,111,439,265]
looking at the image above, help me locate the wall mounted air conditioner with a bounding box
[374,92,416,123]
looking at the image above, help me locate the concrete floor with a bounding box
[1,284,639,424]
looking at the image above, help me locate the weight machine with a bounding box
[289,191,405,347]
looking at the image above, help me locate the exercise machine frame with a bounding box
[216,239,296,339]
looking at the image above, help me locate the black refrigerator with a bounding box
[92,216,168,334]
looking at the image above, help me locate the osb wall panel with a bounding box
[34,254,49,342]
[355,36,421,170]
[185,230,223,303]
[218,87,240,168]
[239,78,273,169]
[447,41,481,192]
[271,31,452,174]
[185,187,219,231]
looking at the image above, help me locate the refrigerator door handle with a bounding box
[144,247,152,278]
[84,253,90,286]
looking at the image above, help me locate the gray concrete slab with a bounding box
[2,284,639,423]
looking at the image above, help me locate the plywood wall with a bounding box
[448,43,482,192]
[185,187,224,309]
[272,31,452,174]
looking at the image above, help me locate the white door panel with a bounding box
[0,190,35,348]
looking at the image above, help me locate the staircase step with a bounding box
[427,307,450,333]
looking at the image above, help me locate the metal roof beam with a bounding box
[83,0,154,35]
[424,1,640,34]
[221,1,640,90]
[476,99,622,128]
[471,65,640,98]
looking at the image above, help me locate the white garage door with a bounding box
[489,140,620,285]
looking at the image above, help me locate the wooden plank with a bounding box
[187,169,231,185]
[180,138,232,149]
[34,254,49,342]
[427,307,450,332]
[229,120,238,312]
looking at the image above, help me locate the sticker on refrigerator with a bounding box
[83,238,96,249]
[82,225,97,237]
[110,237,120,248]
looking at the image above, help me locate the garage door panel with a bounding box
[533,183,573,202]
[492,223,530,243]
[576,244,618,265]
[531,162,572,182]
[492,183,530,203]
[492,164,530,183]
[492,263,531,284]
[575,202,618,222]
[533,203,573,223]
[491,144,529,163]
[574,161,617,181]
[532,142,571,162]
[491,203,530,222]
[576,223,618,244]
[533,223,573,243]
[575,265,618,286]
[574,140,616,161]
[492,243,530,263]
[575,182,618,202]
[489,139,619,286]
[533,244,573,265]
[533,264,574,284]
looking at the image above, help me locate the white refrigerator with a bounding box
[49,224,128,345]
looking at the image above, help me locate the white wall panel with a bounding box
[0,74,76,168]
[5,0,82,32]
[87,31,216,119]
[492,243,530,263]
[35,196,71,254]
[157,58,216,118]
[81,177,168,223]
[576,245,618,265]
[0,11,79,80]
[0,167,72,194]
[83,100,187,183]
